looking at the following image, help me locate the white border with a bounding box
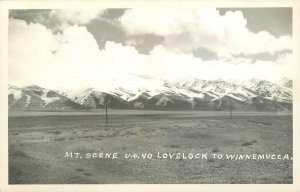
[0,1,299,191]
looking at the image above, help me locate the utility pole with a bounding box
[105,100,110,125]
[229,97,232,120]
[105,103,108,125]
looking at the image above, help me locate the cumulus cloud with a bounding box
[49,9,106,29]
[9,18,103,89]
[143,45,292,82]
[9,19,59,87]
[9,16,292,91]
[119,9,292,57]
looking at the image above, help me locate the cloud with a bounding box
[119,9,292,57]
[49,9,106,29]
[143,45,292,82]
[9,19,59,87]
[124,38,144,46]
[9,18,103,89]
[9,17,292,91]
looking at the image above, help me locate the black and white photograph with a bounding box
[2,3,297,187]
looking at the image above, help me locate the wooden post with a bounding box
[105,104,108,125]
[229,97,232,119]
[105,100,110,125]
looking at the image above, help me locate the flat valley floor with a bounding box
[8,110,293,184]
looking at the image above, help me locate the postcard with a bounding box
[0,1,299,191]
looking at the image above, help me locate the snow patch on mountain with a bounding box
[279,77,293,89]
[8,85,23,101]
[62,88,95,105]
[42,96,60,106]
[8,77,293,111]
[25,95,31,108]
[242,78,292,102]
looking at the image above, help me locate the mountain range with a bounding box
[8,78,293,112]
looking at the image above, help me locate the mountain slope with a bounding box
[8,84,83,110]
[8,78,293,111]
[242,79,292,103]
[280,77,293,89]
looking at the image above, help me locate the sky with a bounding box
[8,8,292,90]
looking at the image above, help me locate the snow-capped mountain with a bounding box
[8,78,293,111]
[242,78,292,103]
[8,84,82,110]
[279,77,293,89]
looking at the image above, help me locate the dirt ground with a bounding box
[8,110,293,184]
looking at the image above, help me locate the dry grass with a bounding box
[241,141,253,146]
[165,144,180,148]
[242,139,258,146]
[83,172,92,176]
[8,111,292,184]
[46,130,62,135]
[53,137,66,141]
[212,147,221,152]
[206,158,215,163]
[12,150,28,157]
[76,168,84,172]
